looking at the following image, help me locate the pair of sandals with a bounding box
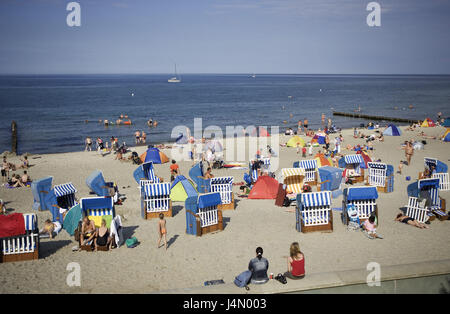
[274,273,287,284]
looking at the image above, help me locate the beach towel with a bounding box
[0,213,25,238]
[110,215,124,247]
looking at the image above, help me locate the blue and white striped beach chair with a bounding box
[405,197,432,224]
[422,158,449,191]
[342,186,378,225]
[141,182,172,219]
[295,191,333,233]
[367,162,394,193]
[406,178,447,222]
[297,159,318,185]
[1,213,39,263]
[340,154,365,182]
[210,176,234,209]
[260,157,271,174]
[53,182,78,222]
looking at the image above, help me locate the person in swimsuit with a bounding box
[303,118,308,130]
[404,141,414,166]
[95,219,113,250]
[80,216,96,246]
[395,213,429,229]
[134,131,141,144]
[284,242,305,280]
[157,213,167,250]
[39,219,62,239]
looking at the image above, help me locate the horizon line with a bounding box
[1,72,450,76]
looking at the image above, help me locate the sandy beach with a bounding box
[0,124,449,294]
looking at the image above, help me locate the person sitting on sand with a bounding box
[39,219,62,239]
[21,171,31,185]
[284,242,305,280]
[362,216,382,239]
[80,216,96,246]
[204,167,214,179]
[395,213,429,229]
[11,174,22,187]
[94,219,113,250]
[248,247,269,284]
[157,213,167,250]
[17,156,29,169]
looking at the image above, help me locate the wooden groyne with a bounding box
[11,121,17,154]
[333,111,418,124]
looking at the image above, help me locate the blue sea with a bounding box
[0,74,449,155]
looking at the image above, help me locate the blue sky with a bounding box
[0,0,449,74]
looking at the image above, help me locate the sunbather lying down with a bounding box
[395,213,429,229]
[39,219,62,239]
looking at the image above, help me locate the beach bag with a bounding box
[283,197,291,207]
[234,270,252,288]
[126,237,138,248]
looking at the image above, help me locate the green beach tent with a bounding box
[170,175,198,202]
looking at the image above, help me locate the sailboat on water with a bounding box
[168,63,181,83]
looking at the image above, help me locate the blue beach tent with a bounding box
[383,124,402,136]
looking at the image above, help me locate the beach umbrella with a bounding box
[286,136,306,147]
[383,124,402,136]
[139,147,169,164]
[443,129,450,142]
[421,118,435,127]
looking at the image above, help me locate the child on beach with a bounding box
[302,146,306,157]
[170,159,179,182]
[157,213,167,250]
[363,216,382,239]
[308,143,313,156]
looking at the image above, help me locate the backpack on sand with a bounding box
[234,270,252,288]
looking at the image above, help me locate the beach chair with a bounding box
[407,178,447,221]
[1,214,39,263]
[419,157,448,179]
[210,176,235,210]
[52,182,78,223]
[86,170,119,203]
[432,173,450,191]
[293,159,318,185]
[420,157,450,191]
[31,176,53,211]
[133,162,161,185]
[339,154,365,183]
[79,197,116,251]
[342,186,378,225]
[185,193,223,236]
[140,182,172,219]
[282,168,305,195]
[189,162,210,193]
[367,162,394,193]
[259,157,271,174]
[405,197,432,224]
[295,191,333,233]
